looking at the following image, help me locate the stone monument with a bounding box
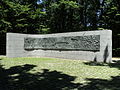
[7,30,112,62]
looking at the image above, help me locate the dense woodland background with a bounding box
[0,0,120,56]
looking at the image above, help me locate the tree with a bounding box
[0,0,48,34]
[96,0,120,31]
[42,0,81,33]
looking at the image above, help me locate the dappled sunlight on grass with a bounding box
[0,57,120,90]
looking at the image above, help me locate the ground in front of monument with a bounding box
[0,56,120,90]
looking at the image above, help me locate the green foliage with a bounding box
[98,0,120,33]
[0,0,48,34]
[1,0,119,34]
[45,0,82,33]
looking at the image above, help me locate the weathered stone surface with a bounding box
[24,35,100,51]
[6,30,112,63]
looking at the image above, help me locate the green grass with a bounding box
[0,56,120,90]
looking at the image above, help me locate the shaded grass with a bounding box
[0,57,120,90]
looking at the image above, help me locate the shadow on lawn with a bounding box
[84,60,120,70]
[0,62,120,90]
[0,64,81,90]
[80,76,120,90]
[0,58,2,60]
[82,60,120,89]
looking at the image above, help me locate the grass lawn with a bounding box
[0,56,120,90]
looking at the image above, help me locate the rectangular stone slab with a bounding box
[24,35,100,51]
[6,30,112,62]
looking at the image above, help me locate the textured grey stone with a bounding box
[6,30,112,63]
[24,35,100,51]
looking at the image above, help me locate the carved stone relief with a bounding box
[24,35,100,51]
